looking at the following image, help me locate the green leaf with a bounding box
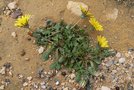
[50,62,61,70]
[76,72,82,82]
[93,58,101,64]
[42,46,55,60]
[54,23,61,30]
[58,56,65,63]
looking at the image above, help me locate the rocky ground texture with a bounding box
[93,49,134,90]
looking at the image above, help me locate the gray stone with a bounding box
[3,62,11,69]
[37,67,44,78]
[11,9,22,19]
[127,82,133,90]
[106,60,114,67]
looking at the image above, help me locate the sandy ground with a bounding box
[0,0,134,90]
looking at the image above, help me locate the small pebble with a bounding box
[11,9,22,19]
[8,2,17,10]
[40,82,46,89]
[106,60,114,67]
[38,46,45,54]
[119,58,126,64]
[33,83,39,89]
[0,67,6,75]
[6,10,11,16]
[70,73,76,80]
[18,74,23,79]
[23,82,28,87]
[20,50,26,56]
[11,32,17,38]
[83,25,87,28]
[3,62,11,69]
[27,76,32,81]
[9,71,13,76]
[101,86,111,90]
[4,79,11,85]
[37,67,44,78]
[55,80,60,86]
[25,58,30,61]
[116,52,121,58]
[61,71,66,76]
[0,85,4,90]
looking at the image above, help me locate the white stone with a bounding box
[70,73,76,79]
[0,67,6,75]
[27,76,32,81]
[18,74,23,79]
[38,46,44,54]
[6,10,11,16]
[116,52,121,58]
[0,85,4,90]
[119,58,126,64]
[11,32,17,38]
[101,86,111,90]
[23,82,28,87]
[55,81,60,85]
[8,2,17,10]
[41,85,46,89]
[67,1,88,17]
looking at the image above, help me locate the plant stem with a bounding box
[71,18,81,29]
[27,27,33,36]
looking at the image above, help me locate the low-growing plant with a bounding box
[33,20,111,87]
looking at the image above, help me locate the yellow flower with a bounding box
[97,35,109,48]
[15,15,31,27]
[89,18,103,31]
[80,5,93,18]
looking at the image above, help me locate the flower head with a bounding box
[15,15,31,27]
[97,35,109,48]
[80,5,93,18]
[89,18,103,31]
